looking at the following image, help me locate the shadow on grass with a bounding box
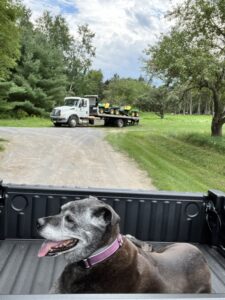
[176,132,225,154]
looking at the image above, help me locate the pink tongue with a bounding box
[38,240,62,257]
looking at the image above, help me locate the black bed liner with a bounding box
[1,183,225,299]
[0,240,225,295]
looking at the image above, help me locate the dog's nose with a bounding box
[36,218,45,230]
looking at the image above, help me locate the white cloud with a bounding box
[21,0,184,79]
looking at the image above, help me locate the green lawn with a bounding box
[107,113,225,193]
[0,117,52,127]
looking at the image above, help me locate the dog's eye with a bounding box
[65,215,74,223]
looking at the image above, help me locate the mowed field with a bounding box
[107,113,225,192]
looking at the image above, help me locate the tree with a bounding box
[137,86,178,118]
[36,11,72,52]
[144,0,225,136]
[84,70,104,98]
[66,24,96,95]
[8,8,67,111]
[36,15,96,97]
[0,0,21,79]
[103,77,151,106]
[0,7,97,116]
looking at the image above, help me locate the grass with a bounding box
[107,113,225,193]
[0,113,224,193]
[0,117,52,127]
[0,138,7,152]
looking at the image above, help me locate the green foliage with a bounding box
[7,85,28,102]
[12,101,48,118]
[7,9,68,111]
[0,5,96,118]
[138,86,178,118]
[103,77,151,105]
[84,70,104,97]
[0,100,48,119]
[37,11,72,52]
[0,81,13,100]
[144,0,225,136]
[66,24,96,95]
[0,0,21,79]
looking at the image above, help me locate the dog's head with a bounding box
[37,196,120,262]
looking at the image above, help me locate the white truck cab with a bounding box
[50,97,91,127]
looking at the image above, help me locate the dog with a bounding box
[36,196,211,293]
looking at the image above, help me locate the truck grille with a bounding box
[52,109,60,116]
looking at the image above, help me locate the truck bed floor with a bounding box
[0,240,224,294]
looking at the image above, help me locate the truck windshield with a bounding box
[64,99,79,106]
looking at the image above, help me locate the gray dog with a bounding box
[36,196,211,293]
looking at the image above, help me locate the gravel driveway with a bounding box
[0,127,155,190]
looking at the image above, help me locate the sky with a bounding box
[21,0,183,80]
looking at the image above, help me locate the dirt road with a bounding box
[0,127,155,190]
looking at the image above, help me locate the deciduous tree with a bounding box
[0,0,21,79]
[144,0,225,136]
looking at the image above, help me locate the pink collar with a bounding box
[81,234,123,269]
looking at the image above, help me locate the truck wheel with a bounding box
[104,118,110,126]
[89,119,94,125]
[116,119,124,128]
[68,116,77,127]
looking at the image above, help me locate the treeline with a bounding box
[1,0,222,135]
[0,1,102,118]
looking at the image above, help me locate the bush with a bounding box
[0,101,48,119]
[12,101,48,117]
[15,109,29,119]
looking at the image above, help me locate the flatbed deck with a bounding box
[92,113,139,120]
[0,240,224,295]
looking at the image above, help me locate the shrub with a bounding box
[11,101,48,118]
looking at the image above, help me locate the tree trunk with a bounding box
[204,101,208,115]
[189,95,192,115]
[211,87,224,136]
[211,117,223,136]
[197,99,201,114]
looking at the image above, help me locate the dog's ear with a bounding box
[94,205,120,226]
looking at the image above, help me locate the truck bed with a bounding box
[0,240,225,295]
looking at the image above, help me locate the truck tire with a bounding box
[89,119,95,125]
[68,116,78,127]
[116,118,124,128]
[104,118,110,126]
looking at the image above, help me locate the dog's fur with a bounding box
[37,196,211,293]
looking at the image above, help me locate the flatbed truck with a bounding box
[50,96,139,128]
